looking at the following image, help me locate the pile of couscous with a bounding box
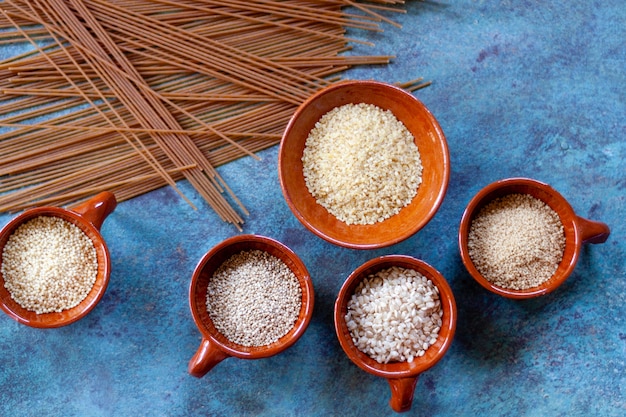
[302,103,422,225]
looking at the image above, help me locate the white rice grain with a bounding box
[345,266,442,364]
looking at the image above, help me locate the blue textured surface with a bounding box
[1,1,625,416]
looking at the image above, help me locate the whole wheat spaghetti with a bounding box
[0,0,429,228]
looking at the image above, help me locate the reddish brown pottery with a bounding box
[0,192,117,328]
[334,255,457,413]
[458,177,611,299]
[188,234,315,378]
[278,80,450,250]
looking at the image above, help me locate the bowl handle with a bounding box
[387,376,419,413]
[576,216,610,244]
[70,191,117,231]
[188,338,230,378]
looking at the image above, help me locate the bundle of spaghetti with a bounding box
[3,1,199,210]
[0,0,427,228]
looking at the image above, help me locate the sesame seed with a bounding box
[206,250,302,347]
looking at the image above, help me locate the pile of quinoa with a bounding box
[206,249,302,347]
[345,266,442,364]
[467,193,566,290]
[1,216,98,314]
[301,103,423,225]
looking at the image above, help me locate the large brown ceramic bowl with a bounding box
[278,80,450,249]
[188,234,314,378]
[334,255,457,413]
[458,178,610,299]
[0,192,117,328]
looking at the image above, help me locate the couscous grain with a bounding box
[467,193,566,290]
[302,103,422,225]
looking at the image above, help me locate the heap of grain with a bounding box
[302,103,422,225]
[467,193,566,290]
[206,250,302,347]
[345,266,442,364]
[1,216,98,314]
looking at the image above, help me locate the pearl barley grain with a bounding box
[206,250,302,347]
[1,216,98,314]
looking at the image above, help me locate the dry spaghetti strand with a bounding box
[0,0,426,228]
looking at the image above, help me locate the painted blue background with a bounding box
[1,1,624,416]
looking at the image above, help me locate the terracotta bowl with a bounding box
[0,192,117,328]
[278,80,450,249]
[458,177,610,299]
[334,255,457,413]
[188,234,315,378]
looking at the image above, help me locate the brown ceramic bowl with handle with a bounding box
[278,80,450,250]
[188,234,314,378]
[0,192,117,328]
[334,255,457,413]
[458,177,610,299]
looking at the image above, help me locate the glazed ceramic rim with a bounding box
[458,177,580,299]
[334,255,457,379]
[0,207,112,328]
[189,234,315,359]
[278,80,450,250]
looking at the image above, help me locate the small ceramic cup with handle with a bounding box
[458,177,610,299]
[188,234,315,378]
[0,191,117,328]
[334,255,457,413]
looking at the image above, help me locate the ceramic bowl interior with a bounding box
[334,255,456,379]
[278,80,450,249]
[190,234,314,359]
[458,178,581,299]
[0,208,111,328]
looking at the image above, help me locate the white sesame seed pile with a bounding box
[1,216,98,314]
[345,266,442,364]
[206,249,302,347]
[301,103,423,225]
[468,193,566,290]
